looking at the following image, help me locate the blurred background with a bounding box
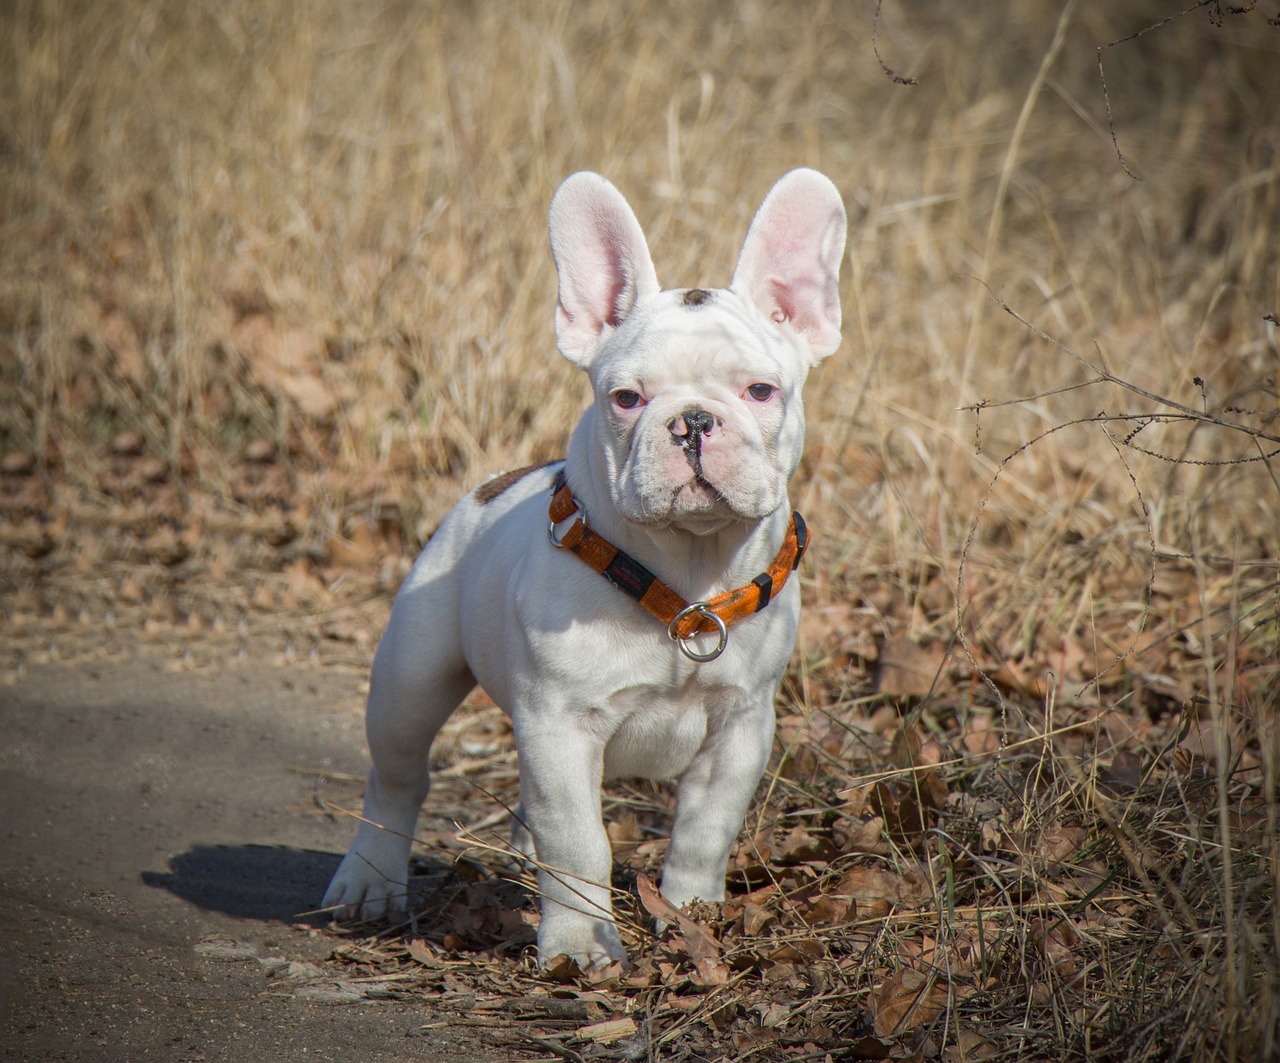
[3,0,1276,699]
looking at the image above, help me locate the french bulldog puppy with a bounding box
[323,168,846,970]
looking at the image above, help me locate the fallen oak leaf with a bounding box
[636,873,728,987]
[766,939,824,963]
[722,883,779,926]
[776,825,838,864]
[582,959,625,987]
[406,939,445,968]
[636,873,683,926]
[832,865,930,919]
[869,969,949,1037]
[871,773,946,846]
[543,953,586,983]
[1028,916,1080,979]
[800,889,855,926]
[877,636,947,699]
[742,901,776,935]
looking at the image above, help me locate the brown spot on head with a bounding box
[682,288,714,308]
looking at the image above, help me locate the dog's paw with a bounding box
[537,919,628,973]
[322,853,409,923]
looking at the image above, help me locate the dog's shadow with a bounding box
[142,844,528,946]
[142,844,349,923]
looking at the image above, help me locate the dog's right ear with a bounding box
[548,173,660,369]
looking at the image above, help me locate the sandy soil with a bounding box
[0,653,514,1063]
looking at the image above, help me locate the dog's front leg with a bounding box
[660,698,776,909]
[516,720,626,970]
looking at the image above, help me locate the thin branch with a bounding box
[992,291,1280,446]
[872,0,919,85]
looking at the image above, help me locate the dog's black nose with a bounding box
[675,408,716,439]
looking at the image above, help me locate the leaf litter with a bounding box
[310,619,1278,1063]
[4,456,1276,1059]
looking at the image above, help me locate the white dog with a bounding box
[323,169,846,970]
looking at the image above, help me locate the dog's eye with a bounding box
[613,389,644,410]
[746,383,776,402]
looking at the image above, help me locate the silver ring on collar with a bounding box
[667,602,728,663]
[548,497,587,548]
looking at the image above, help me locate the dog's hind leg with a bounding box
[323,583,474,923]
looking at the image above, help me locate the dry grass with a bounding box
[2,0,1278,1059]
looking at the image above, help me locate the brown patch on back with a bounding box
[474,460,560,505]
[682,288,714,307]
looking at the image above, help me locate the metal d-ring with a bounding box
[667,602,729,663]
[548,496,587,548]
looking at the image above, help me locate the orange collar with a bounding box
[547,473,809,662]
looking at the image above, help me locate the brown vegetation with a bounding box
[2,0,1278,1059]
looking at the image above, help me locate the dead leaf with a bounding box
[869,969,949,1037]
[961,711,1002,756]
[110,430,145,456]
[606,810,643,857]
[888,722,925,768]
[801,891,855,927]
[942,1027,998,1061]
[636,873,684,926]
[871,770,947,846]
[990,656,1053,700]
[1038,821,1088,870]
[833,866,930,916]
[636,874,728,987]
[244,438,276,463]
[877,636,947,699]
[758,1000,792,1028]
[739,902,774,936]
[543,953,585,983]
[407,939,443,968]
[776,826,838,864]
[284,557,327,605]
[1028,916,1080,978]
[842,1034,896,1059]
[837,783,874,815]
[766,939,824,963]
[2,451,36,475]
[1098,749,1143,794]
[327,521,383,568]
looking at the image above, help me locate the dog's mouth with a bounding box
[675,477,721,507]
[668,473,747,524]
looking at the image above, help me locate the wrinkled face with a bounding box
[589,288,808,531]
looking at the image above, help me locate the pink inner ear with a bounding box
[551,179,659,363]
[600,245,628,328]
[767,274,816,327]
[765,265,837,353]
[555,229,627,339]
[731,171,845,360]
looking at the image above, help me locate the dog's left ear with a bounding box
[731,169,847,365]
[548,172,661,369]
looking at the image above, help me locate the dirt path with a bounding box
[0,654,513,1063]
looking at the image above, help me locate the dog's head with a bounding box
[549,169,846,532]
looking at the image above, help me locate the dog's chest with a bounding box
[597,683,734,781]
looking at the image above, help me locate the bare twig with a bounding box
[872,0,919,85]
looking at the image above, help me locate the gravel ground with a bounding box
[0,653,515,1063]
